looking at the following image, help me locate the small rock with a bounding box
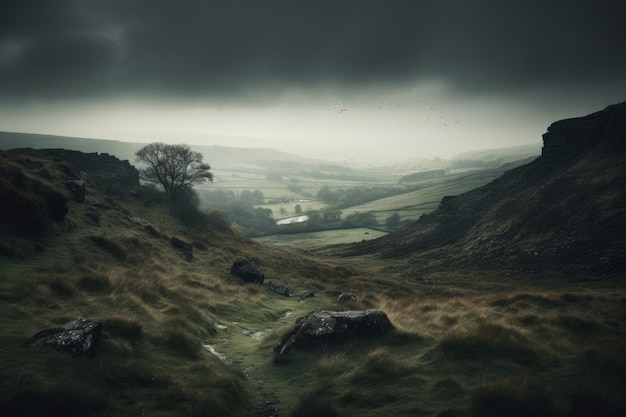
[23,318,102,358]
[300,290,315,299]
[128,216,151,227]
[231,259,265,284]
[243,330,267,340]
[266,281,291,297]
[337,292,357,303]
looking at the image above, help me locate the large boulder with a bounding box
[230,259,265,284]
[23,318,102,358]
[275,310,393,355]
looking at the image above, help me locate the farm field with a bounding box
[341,166,515,223]
[198,159,528,241]
[252,227,388,249]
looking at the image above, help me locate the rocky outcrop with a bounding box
[275,310,393,355]
[9,148,139,190]
[0,158,69,236]
[23,318,102,358]
[542,102,626,162]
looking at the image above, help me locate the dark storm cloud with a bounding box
[1,0,625,99]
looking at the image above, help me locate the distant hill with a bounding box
[345,102,626,276]
[445,142,542,170]
[448,142,542,162]
[0,131,325,169]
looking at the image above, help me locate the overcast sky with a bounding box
[1,0,624,162]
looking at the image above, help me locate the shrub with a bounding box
[136,183,167,205]
[349,347,412,383]
[205,209,231,232]
[470,377,558,417]
[171,188,206,226]
[434,322,536,363]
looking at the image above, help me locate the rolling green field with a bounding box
[233,164,515,244]
[341,166,513,223]
[253,227,388,249]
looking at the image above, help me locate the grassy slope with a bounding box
[1,153,625,417]
[342,166,515,224]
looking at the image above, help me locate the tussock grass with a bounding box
[87,235,127,261]
[48,276,74,298]
[161,327,202,358]
[432,321,538,363]
[318,351,349,376]
[290,391,342,417]
[2,150,626,417]
[431,377,465,399]
[489,292,565,309]
[348,346,413,383]
[470,377,558,417]
[77,273,113,293]
[0,385,108,417]
[103,315,143,341]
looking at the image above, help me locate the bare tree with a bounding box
[135,143,213,203]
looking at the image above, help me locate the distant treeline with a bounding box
[196,187,406,236]
[259,161,380,182]
[316,185,409,209]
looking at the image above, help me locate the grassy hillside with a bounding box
[346,103,626,277]
[341,166,517,224]
[1,149,625,416]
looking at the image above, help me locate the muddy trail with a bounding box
[203,311,295,417]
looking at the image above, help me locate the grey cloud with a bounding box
[0,34,117,96]
[1,0,625,100]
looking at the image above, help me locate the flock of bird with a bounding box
[324,96,460,134]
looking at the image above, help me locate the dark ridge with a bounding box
[342,102,626,276]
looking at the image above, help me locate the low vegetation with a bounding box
[0,150,624,417]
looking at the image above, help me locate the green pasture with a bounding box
[342,166,511,223]
[253,227,387,249]
[201,162,515,237]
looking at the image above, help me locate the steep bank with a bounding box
[344,102,626,276]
